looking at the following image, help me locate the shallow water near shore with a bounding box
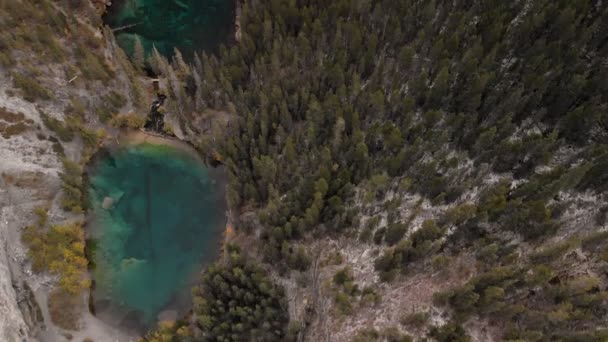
[87,142,225,331]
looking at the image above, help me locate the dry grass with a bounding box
[48,289,82,331]
[0,107,25,123]
[9,171,44,188]
[0,107,31,138]
[11,72,52,102]
[1,122,29,138]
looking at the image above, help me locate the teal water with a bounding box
[103,0,235,59]
[88,143,225,329]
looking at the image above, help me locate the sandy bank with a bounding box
[116,130,205,162]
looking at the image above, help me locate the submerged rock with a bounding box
[102,197,114,209]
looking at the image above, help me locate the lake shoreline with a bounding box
[83,129,228,337]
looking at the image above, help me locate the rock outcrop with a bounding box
[0,238,29,342]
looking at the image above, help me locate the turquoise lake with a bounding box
[87,143,225,330]
[103,0,235,59]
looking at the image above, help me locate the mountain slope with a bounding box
[147,0,608,340]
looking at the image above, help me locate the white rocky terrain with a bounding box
[0,81,61,341]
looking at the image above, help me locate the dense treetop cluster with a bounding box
[149,0,608,260]
[139,0,608,339]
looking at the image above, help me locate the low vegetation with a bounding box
[433,232,608,340]
[109,112,146,129]
[21,207,89,295]
[332,266,381,315]
[40,112,74,142]
[96,91,127,123]
[140,321,191,342]
[1,122,29,139]
[11,72,52,102]
[59,158,87,213]
[48,288,82,331]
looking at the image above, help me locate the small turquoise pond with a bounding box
[87,143,225,330]
[103,0,235,59]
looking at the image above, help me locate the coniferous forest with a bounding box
[138,0,608,340]
[4,0,605,340]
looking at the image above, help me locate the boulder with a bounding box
[102,196,114,210]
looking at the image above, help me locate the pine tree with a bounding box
[132,35,145,71]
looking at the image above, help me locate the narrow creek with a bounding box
[86,136,226,333]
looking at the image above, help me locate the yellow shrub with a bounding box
[21,215,89,295]
[109,113,146,129]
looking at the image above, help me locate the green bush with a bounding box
[335,292,353,314]
[65,97,86,117]
[385,222,408,245]
[59,158,85,213]
[428,322,470,342]
[109,113,145,129]
[401,311,430,328]
[76,46,112,83]
[530,238,580,264]
[40,112,74,142]
[333,266,353,286]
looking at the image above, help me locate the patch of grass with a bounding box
[0,50,13,68]
[581,231,608,252]
[35,25,65,63]
[75,46,113,84]
[11,72,51,102]
[401,311,430,329]
[1,122,29,139]
[48,288,82,331]
[40,112,74,142]
[354,328,380,342]
[0,107,29,138]
[65,97,87,118]
[97,91,128,123]
[52,141,65,156]
[105,91,127,110]
[109,113,145,129]
[0,107,26,124]
[530,237,580,264]
[95,105,113,123]
[78,126,105,150]
[59,158,86,213]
